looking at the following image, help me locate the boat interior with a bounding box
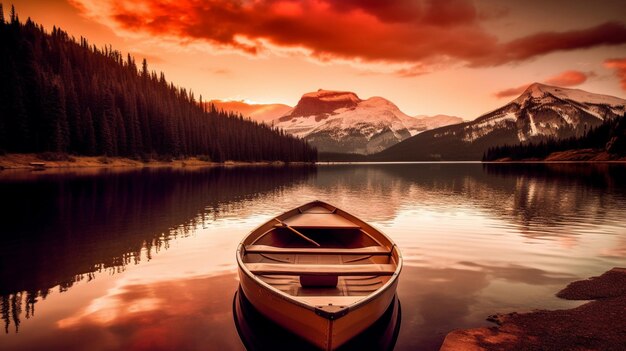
[241,204,399,306]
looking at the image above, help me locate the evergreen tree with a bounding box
[483,114,626,161]
[82,108,96,155]
[98,111,114,156]
[0,9,317,162]
[44,82,69,152]
[10,5,16,24]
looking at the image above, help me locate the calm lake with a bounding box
[1,163,625,350]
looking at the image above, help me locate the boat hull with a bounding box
[233,287,402,351]
[236,201,402,350]
[238,261,398,350]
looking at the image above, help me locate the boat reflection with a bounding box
[233,287,401,351]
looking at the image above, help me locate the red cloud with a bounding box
[73,0,626,68]
[604,58,626,90]
[473,22,626,66]
[494,84,529,99]
[494,70,591,98]
[543,70,588,87]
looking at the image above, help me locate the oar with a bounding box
[274,218,321,247]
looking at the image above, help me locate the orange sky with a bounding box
[9,0,626,119]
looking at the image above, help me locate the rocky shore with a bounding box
[440,268,626,351]
[495,149,626,162]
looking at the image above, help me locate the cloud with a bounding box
[209,67,232,75]
[604,58,626,90]
[70,0,626,71]
[494,84,529,99]
[472,22,626,67]
[494,70,591,98]
[543,70,589,86]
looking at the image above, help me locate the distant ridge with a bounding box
[372,83,626,161]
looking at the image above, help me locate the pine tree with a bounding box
[2,56,30,152]
[82,108,96,155]
[65,83,82,151]
[0,12,317,161]
[115,108,126,155]
[99,111,114,156]
[44,82,69,152]
[10,5,16,24]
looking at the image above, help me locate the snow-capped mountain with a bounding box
[273,90,461,154]
[459,83,626,143]
[374,83,626,161]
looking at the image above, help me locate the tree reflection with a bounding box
[0,166,316,332]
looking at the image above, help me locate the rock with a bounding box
[557,267,626,300]
[440,267,626,351]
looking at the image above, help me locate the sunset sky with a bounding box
[11,0,626,120]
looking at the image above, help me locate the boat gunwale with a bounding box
[236,200,403,319]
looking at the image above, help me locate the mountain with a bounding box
[273,89,461,154]
[372,83,626,161]
[0,14,316,162]
[209,100,292,123]
[483,114,626,161]
[414,114,465,129]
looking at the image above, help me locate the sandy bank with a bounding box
[0,153,298,170]
[440,267,626,351]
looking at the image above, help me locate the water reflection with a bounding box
[20,273,242,350]
[314,163,626,240]
[1,163,625,350]
[0,166,316,333]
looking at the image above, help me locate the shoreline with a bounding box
[2,153,625,171]
[440,267,626,350]
[0,153,311,170]
[492,148,626,162]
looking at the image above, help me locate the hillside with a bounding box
[483,114,626,161]
[0,12,316,162]
[372,83,626,161]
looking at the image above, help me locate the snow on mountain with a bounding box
[414,114,465,130]
[514,83,626,107]
[274,89,460,154]
[374,83,626,161]
[457,83,626,143]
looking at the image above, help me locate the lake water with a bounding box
[1,163,625,350]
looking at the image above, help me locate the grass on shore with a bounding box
[0,153,289,170]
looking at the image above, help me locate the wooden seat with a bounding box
[245,245,391,255]
[245,263,396,276]
[294,296,364,306]
[279,213,361,229]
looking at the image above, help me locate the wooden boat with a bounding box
[236,200,402,350]
[233,287,402,351]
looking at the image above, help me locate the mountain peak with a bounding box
[515,83,626,107]
[522,82,551,98]
[301,89,361,102]
[274,89,464,154]
[526,82,547,89]
[289,89,361,117]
